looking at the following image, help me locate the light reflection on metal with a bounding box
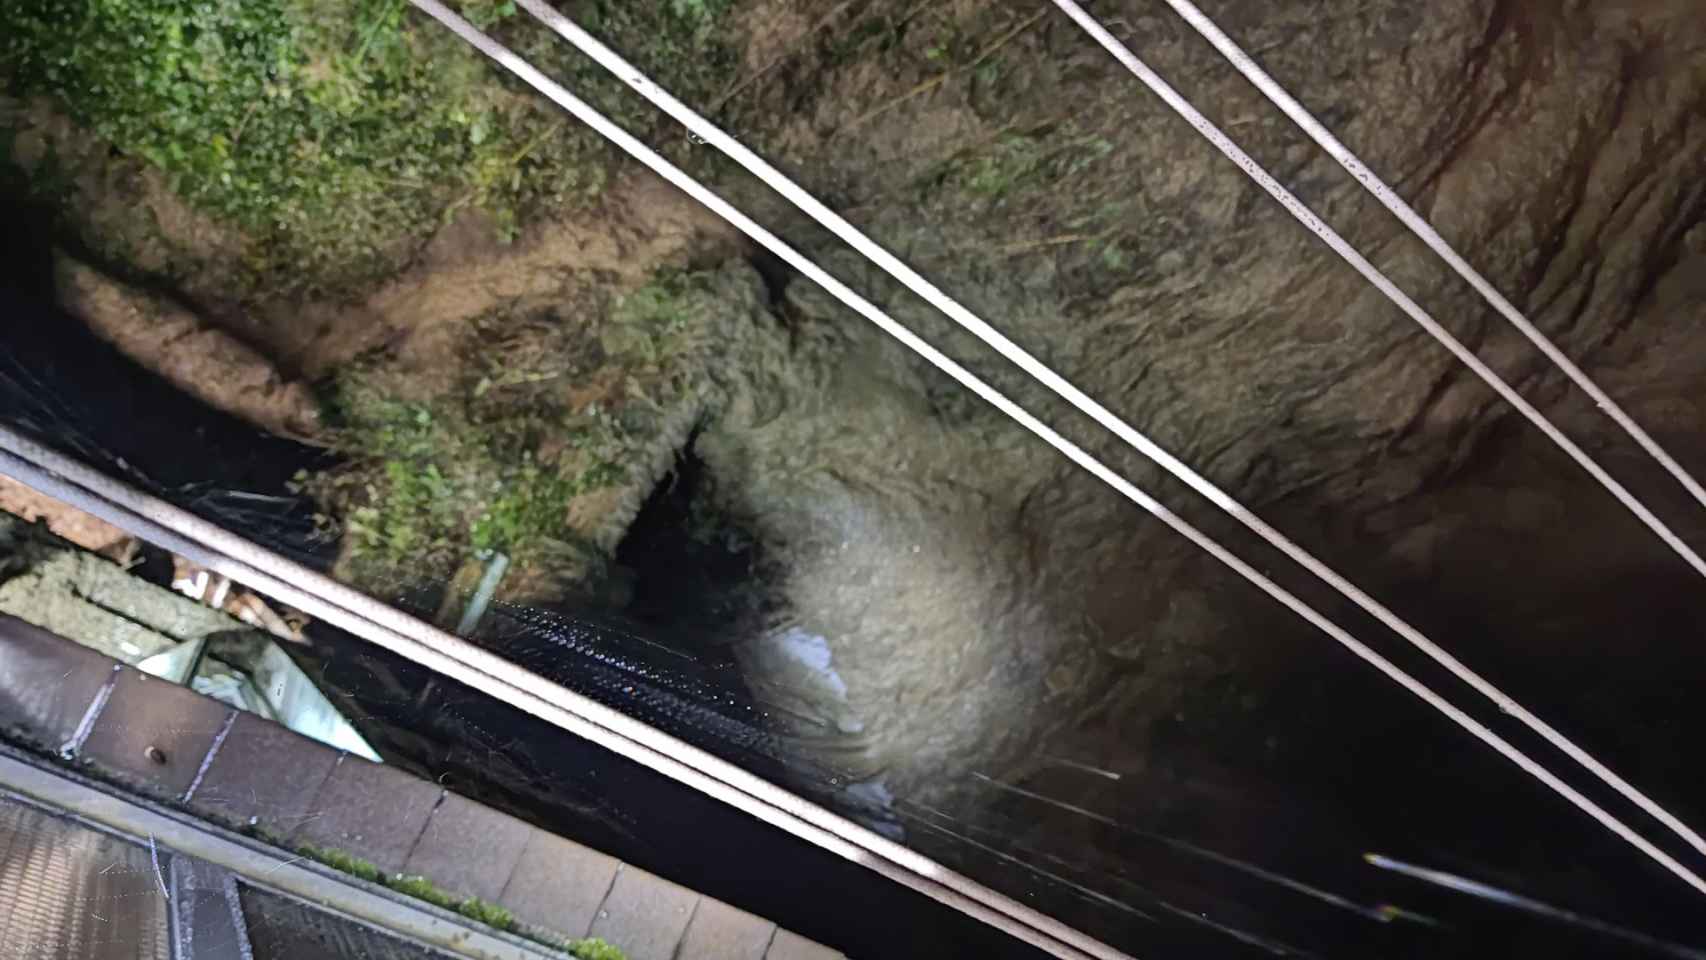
[898,806,1157,924]
[1365,853,1706,959]
[455,551,509,637]
[972,773,1394,923]
[905,796,1335,958]
[1041,755,1123,781]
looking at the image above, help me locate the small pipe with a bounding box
[456,552,509,637]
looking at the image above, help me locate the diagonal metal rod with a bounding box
[504,0,1706,884]
[394,0,1706,898]
[1045,0,1706,860]
[1046,0,1706,582]
[1152,0,1706,516]
[0,427,1124,960]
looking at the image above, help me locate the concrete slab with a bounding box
[677,897,776,960]
[0,614,119,751]
[183,709,339,834]
[498,829,619,939]
[0,523,245,665]
[290,755,443,875]
[401,791,532,902]
[77,667,234,799]
[588,864,699,960]
[766,929,843,960]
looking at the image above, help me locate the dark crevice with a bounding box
[747,246,793,310]
[611,430,781,662]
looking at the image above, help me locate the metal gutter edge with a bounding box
[0,750,561,959]
[0,426,1125,960]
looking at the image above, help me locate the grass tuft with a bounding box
[299,267,740,593]
[387,873,460,911]
[300,847,524,936]
[299,844,385,885]
[567,938,627,960]
[456,897,516,930]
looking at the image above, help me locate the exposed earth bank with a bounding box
[7,0,1706,942]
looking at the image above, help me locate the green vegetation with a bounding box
[566,939,627,960]
[0,0,736,292]
[387,873,516,930]
[299,844,627,957]
[457,896,518,930]
[302,850,518,933]
[602,271,715,365]
[934,130,1114,206]
[387,873,461,910]
[961,134,1045,199]
[298,844,385,884]
[300,267,742,592]
[536,932,628,960]
[304,378,625,582]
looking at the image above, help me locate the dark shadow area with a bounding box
[0,190,333,567]
[613,438,777,652]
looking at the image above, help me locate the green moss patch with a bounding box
[300,844,626,958]
[298,844,386,884]
[302,850,517,933]
[302,378,626,587]
[386,872,462,910]
[1,0,736,293]
[299,266,764,597]
[456,896,518,930]
[565,939,627,960]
